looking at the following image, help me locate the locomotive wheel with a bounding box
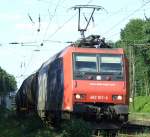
[101,129,118,137]
[123,114,128,122]
[118,114,128,123]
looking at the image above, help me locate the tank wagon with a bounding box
[16,35,129,124]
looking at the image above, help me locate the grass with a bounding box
[129,96,150,122]
[129,96,150,113]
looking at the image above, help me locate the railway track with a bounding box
[14,110,150,137]
[119,121,150,136]
[92,120,150,137]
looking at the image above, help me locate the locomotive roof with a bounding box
[59,45,125,57]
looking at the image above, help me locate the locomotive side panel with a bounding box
[37,66,48,117]
[36,52,64,119]
[46,57,64,112]
[62,48,74,112]
[124,56,130,105]
[16,73,37,112]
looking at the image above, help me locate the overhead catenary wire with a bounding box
[27,13,40,43]
[91,4,135,31]
[43,0,95,42]
[103,0,150,35]
[142,0,150,20]
[0,0,98,88]
[26,0,53,46]
[106,31,120,40]
[19,0,96,78]
[42,0,64,41]
[28,13,35,25]
[19,0,65,77]
[104,0,150,41]
[37,14,41,32]
[27,13,42,44]
[44,13,77,41]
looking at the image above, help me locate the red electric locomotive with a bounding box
[16,35,129,125]
[60,40,129,122]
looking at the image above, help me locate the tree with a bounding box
[143,20,150,43]
[0,67,17,95]
[120,19,145,43]
[116,18,150,97]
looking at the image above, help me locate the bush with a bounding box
[61,119,92,137]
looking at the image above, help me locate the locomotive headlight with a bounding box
[117,95,123,100]
[75,94,81,99]
[112,95,123,101]
[74,94,86,100]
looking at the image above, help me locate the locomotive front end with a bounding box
[72,48,129,122]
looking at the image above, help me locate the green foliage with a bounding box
[0,107,93,137]
[116,18,150,97]
[143,20,150,42]
[120,19,145,42]
[61,119,92,137]
[134,49,149,96]
[0,107,55,137]
[130,96,150,112]
[0,67,17,95]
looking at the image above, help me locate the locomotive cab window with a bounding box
[99,55,123,75]
[74,54,98,72]
[73,53,124,80]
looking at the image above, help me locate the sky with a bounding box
[0,0,150,88]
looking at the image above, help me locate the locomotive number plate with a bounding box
[90,95,108,100]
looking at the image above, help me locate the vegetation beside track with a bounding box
[1,96,150,137]
[129,96,150,113]
[0,107,92,137]
[129,96,150,123]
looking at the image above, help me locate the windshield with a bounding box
[73,53,123,80]
[74,54,97,72]
[100,55,122,74]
